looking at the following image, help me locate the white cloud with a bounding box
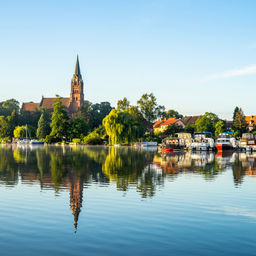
[203,64,256,81]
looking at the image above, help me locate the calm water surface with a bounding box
[0,145,256,256]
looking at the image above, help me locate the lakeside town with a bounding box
[0,56,256,152]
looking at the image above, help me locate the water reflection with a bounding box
[1,145,256,230]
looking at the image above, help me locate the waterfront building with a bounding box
[21,55,84,114]
[245,116,256,131]
[153,118,185,134]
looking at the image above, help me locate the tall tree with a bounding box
[215,120,226,138]
[162,109,183,119]
[0,99,19,116]
[0,116,13,139]
[103,109,143,145]
[37,111,51,139]
[233,108,247,136]
[137,93,164,123]
[117,97,130,111]
[13,126,27,138]
[69,118,89,139]
[195,112,219,134]
[50,95,69,140]
[233,106,239,121]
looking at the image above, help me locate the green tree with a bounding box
[36,112,51,139]
[83,125,107,145]
[195,112,219,134]
[0,116,13,139]
[50,95,69,140]
[215,120,226,138]
[117,97,130,111]
[13,126,27,138]
[69,118,88,139]
[233,108,247,136]
[103,109,143,145]
[89,101,113,130]
[137,93,164,123]
[0,99,19,116]
[162,124,184,137]
[162,109,183,119]
[233,106,239,121]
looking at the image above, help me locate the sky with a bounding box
[1,0,256,119]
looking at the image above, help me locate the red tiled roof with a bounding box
[153,119,165,128]
[245,116,256,127]
[161,118,179,126]
[21,102,40,111]
[39,97,70,109]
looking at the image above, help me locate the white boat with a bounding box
[141,142,158,147]
[215,133,237,151]
[30,139,44,145]
[190,133,215,151]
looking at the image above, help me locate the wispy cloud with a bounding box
[203,64,256,81]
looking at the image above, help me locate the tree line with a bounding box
[0,95,250,144]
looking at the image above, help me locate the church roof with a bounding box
[39,97,70,110]
[21,102,40,111]
[74,55,81,77]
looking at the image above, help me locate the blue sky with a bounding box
[1,0,256,119]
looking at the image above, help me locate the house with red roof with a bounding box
[153,118,185,134]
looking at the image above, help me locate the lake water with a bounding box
[0,145,256,256]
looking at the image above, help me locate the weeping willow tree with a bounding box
[103,109,144,145]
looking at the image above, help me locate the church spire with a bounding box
[74,55,81,77]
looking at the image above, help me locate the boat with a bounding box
[190,132,215,151]
[215,133,237,151]
[239,133,256,151]
[160,137,184,153]
[141,142,158,147]
[30,139,44,145]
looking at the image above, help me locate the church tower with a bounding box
[69,55,84,112]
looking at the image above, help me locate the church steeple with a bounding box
[69,55,84,112]
[74,55,81,77]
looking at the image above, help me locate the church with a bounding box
[21,56,84,114]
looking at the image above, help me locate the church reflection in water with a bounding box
[1,145,256,229]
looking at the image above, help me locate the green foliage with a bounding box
[143,134,162,143]
[117,97,130,111]
[44,135,60,144]
[233,106,239,121]
[233,108,247,137]
[69,118,88,139]
[103,109,144,145]
[72,138,81,144]
[0,116,13,139]
[13,126,27,138]
[0,99,19,116]
[83,126,106,145]
[36,112,51,139]
[137,93,164,123]
[215,120,226,138]
[195,112,219,133]
[89,102,113,130]
[184,124,195,134]
[162,109,183,119]
[19,109,42,128]
[162,124,184,137]
[50,95,69,140]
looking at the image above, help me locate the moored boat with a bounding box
[215,133,237,151]
[190,132,215,151]
[239,133,256,151]
[160,137,184,153]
